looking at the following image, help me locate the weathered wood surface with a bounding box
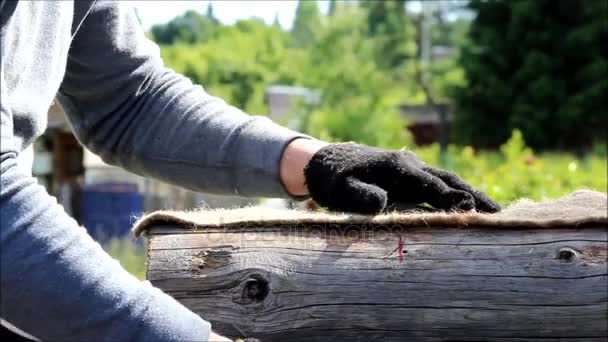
[146,224,608,341]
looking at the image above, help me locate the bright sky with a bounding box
[129,0,331,31]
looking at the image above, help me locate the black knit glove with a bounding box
[304,142,500,214]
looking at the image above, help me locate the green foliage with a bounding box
[151,6,218,44]
[454,0,608,149]
[416,130,607,206]
[430,4,470,47]
[149,0,604,157]
[328,0,337,16]
[299,4,412,148]
[425,8,471,101]
[154,2,419,149]
[291,0,323,48]
[104,238,147,280]
[150,1,476,149]
[361,0,416,68]
[395,2,469,103]
[159,19,295,114]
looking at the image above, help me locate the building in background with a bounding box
[399,103,452,146]
[265,85,321,130]
[264,84,452,147]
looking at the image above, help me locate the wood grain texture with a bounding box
[146,224,608,341]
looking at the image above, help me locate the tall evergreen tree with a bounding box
[151,9,219,44]
[291,0,322,47]
[205,3,219,25]
[454,0,607,149]
[272,12,281,29]
[328,0,337,16]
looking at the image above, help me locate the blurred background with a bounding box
[34,0,606,279]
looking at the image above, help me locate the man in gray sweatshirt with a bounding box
[1,1,499,341]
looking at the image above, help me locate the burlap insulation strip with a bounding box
[133,190,607,237]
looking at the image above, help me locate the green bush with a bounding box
[416,130,607,206]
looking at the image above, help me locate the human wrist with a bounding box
[280,138,329,197]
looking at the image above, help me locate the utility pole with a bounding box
[420,1,431,84]
[419,1,448,159]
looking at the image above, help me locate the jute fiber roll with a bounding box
[133,190,607,237]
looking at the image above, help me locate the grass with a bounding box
[103,238,147,280]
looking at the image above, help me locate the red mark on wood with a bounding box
[398,235,404,262]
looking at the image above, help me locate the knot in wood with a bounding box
[242,275,269,304]
[557,247,577,262]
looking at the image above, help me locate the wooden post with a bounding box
[145,223,608,341]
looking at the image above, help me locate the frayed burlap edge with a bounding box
[132,190,607,237]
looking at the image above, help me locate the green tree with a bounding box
[300,5,412,148]
[328,0,337,16]
[454,0,608,149]
[291,0,323,47]
[272,12,281,29]
[361,0,416,68]
[409,2,470,104]
[160,19,296,114]
[151,9,217,45]
[428,1,470,47]
[205,3,219,26]
[154,1,414,149]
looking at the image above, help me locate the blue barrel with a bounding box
[81,182,143,242]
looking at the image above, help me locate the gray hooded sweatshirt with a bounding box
[0,0,304,340]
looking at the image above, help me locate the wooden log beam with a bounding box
[145,223,608,341]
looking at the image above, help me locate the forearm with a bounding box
[0,154,211,341]
[60,71,305,197]
[59,1,306,198]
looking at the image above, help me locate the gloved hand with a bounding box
[304,142,500,214]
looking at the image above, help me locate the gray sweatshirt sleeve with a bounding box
[57,1,306,198]
[2,76,211,340]
[2,1,308,340]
